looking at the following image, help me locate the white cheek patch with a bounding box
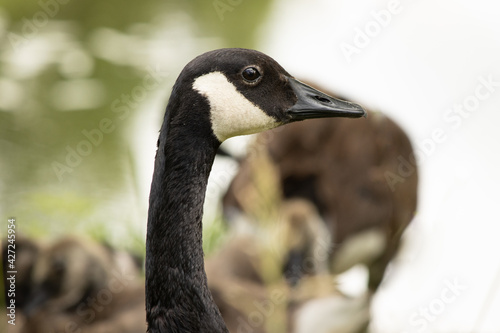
[192,71,280,142]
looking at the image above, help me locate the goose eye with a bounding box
[242,67,261,83]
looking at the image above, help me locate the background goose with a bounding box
[278,199,331,287]
[20,236,145,333]
[206,199,370,333]
[145,48,366,332]
[221,90,417,333]
[223,102,418,293]
[206,235,268,333]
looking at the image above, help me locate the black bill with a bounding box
[286,77,366,120]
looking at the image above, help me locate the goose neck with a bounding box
[145,129,227,332]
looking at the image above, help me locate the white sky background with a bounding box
[254,0,500,332]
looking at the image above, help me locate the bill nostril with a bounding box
[314,95,331,104]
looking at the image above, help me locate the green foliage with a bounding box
[187,0,274,48]
[0,0,274,254]
[202,215,228,256]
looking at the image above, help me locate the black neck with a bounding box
[145,119,227,332]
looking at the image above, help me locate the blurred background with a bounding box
[1,0,500,332]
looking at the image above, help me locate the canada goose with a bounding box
[206,236,268,333]
[272,200,370,332]
[145,48,366,332]
[206,236,264,287]
[286,275,370,333]
[290,291,370,333]
[25,237,113,315]
[22,236,146,333]
[223,95,418,292]
[209,286,264,333]
[278,199,331,287]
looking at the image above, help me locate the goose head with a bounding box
[163,48,366,143]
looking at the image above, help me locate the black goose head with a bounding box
[163,48,366,143]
